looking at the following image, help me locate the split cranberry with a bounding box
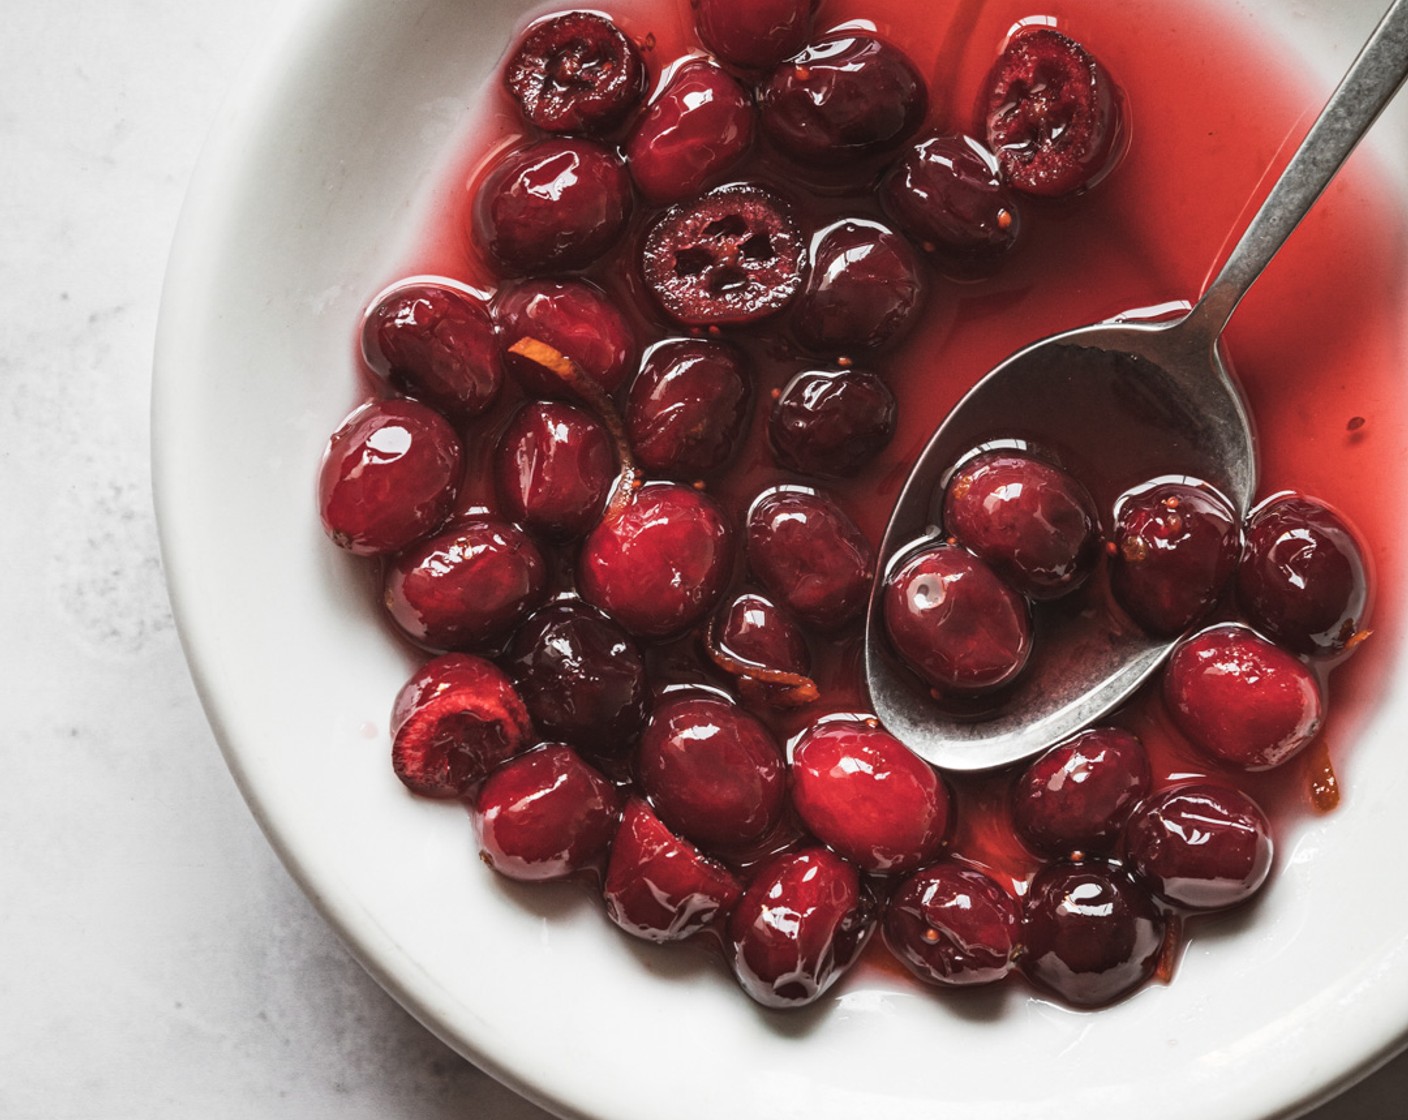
[504,11,645,136]
[389,654,534,798]
[495,401,614,539]
[882,861,1020,986]
[709,592,813,708]
[493,277,638,398]
[625,339,750,477]
[792,219,926,355]
[768,367,896,478]
[318,399,463,557]
[1163,624,1324,771]
[693,0,813,71]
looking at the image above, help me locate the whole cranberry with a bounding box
[493,278,638,398]
[626,339,750,477]
[495,402,614,539]
[504,11,645,136]
[883,862,1020,986]
[792,219,926,354]
[768,367,896,478]
[710,592,813,708]
[694,0,813,70]
[1011,728,1151,858]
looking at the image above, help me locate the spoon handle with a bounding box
[1181,0,1408,346]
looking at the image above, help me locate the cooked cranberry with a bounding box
[693,0,812,70]
[1126,783,1273,911]
[579,482,734,638]
[1011,728,1151,858]
[493,277,638,397]
[318,399,463,556]
[883,862,1020,986]
[625,60,755,204]
[984,27,1122,198]
[473,744,622,881]
[1237,495,1370,657]
[361,281,501,418]
[641,183,806,326]
[473,138,631,276]
[504,11,645,136]
[1163,624,1324,771]
[603,798,743,941]
[626,339,749,476]
[728,848,876,1008]
[495,401,614,539]
[746,486,873,630]
[709,592,813,708]
[769,368,895,479]
[791,719,950,874]
[882,543,1032,695]
[1111,480,1241,635]
[383,519,546,651]
[389,654,534,797]
[943,450,1101,600]
[1021,860,1165,1008]
[792,220,926,354]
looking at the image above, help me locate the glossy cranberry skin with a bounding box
[579,483,734,638]
[1021,860,1165,1008]
[694,0,812,71]
[474,744,622,881]
[711,592,812,707]
[626,339,749,476]
[495,402,614,539]
[1126,783,1273,911]
[383,519,547,652]
[791,720,950,874]
[746,487,873,630]
[1011,728,1151,858]
[493,278,638,397]
[474,138,631,276]
[768,368,895,479]
[1237,495,1370,657]
[728,848,876,1009]
[625,60,755,204]
[883,543,1033,695]
[883,862,1020,986]
[504,11,645,136]
[792,220,926,355]
[1164,624,1324,771]
[318,399,463,556]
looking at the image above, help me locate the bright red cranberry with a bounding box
[626,339,750,477]
[791,719,950,874]
[984,27,1122,198]
[1021,860,1165,1008]
[603,798,743,941]
[883,862,1020,986]
[1126,783,1274,911]
[1011,728,1151,858]
[318,399,463,556]
[361,281,501,419]
[493,277,638,398]
[883,543,1033,695]
[473,744,622,881]
[1112,480,1241,636]
[728,848,876,1008]
[768,368,895,479]
[389,654,534,798]
[495,401,614,539]
[1237,495,1370,657]
[504,11,645,136]
[1163,624,1324,771]
[693,0,812,70]
[641,183,806,326]
[792,220,926,355]
[625,59,755,204]
[709,592,813,708]
[383,519,547,651]
[474,138,631,276]
[746,487,873,630]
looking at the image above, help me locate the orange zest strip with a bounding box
[1307,738,1341,813]
[1154,912,1183,985]
[702,614,820,708]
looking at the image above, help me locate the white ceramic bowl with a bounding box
[154,2,1408,1117]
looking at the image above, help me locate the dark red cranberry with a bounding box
[474,138,631,276]
[495,401,614,539]
[626,339,750,476]
[1164,624,1324,771]
[493,277,638,397]
[710,592,813,708]
[383,519,547,651]
[746,487,873,630]
[792,220,926,354]
[318,399,463,556]
[1237,495,1370,657]
[882,543,1033,695]
[985,28,1122,198]
[1126,783,1273,911]
[791,719,950,874]
[693,0,812,71]
[603,798,743,941]
[641,183,806,327]
[389,654,534,798]
[473,744,622,881]
[1021,860,1165,1008]
[883,862,1020,986]
[1011,728,1151,858]
[361,281,501,418]
[504,11,645,136]
[1111,480,1241,636]
[769,368,895,479]
[625,60,755,204]
[728,848,875,1008]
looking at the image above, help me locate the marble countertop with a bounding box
[3,1,1405,1117]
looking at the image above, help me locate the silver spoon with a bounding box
[864,0,1408,772]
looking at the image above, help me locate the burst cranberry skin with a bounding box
[474,138,631,276]
[792,220,926,355]
[495,402,614,539]
[716,592,811,676]
[626,339,750,476]
[694,0,813,70]
[791,720,950,874]
[728,848,876,1009]
[493,278,638,398]
[769,368,896,479]
[504,11,645,136]
[626,60,755,204]
[1163,624,1324,771]
[746,487,873,630]
[1011,728,1151,858]
[883,862,1020,986]
[383,519,547,651]
[318,399,463,557]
